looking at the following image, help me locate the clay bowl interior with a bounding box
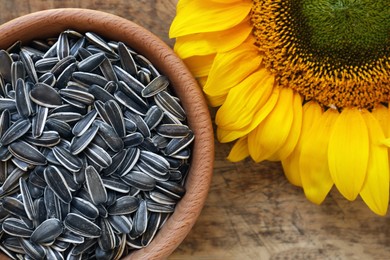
[0,8,214,259]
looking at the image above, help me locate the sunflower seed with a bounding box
[117,42,137,76]
[18,238,46,259]
[15,79,32,118]
[156,180,186,200]
[123,132,144,148]
[144,105,164,130]
[44,165,72,203]
[19,50,38,84]
[72,71,108,87]
[56,63,77,89]
[102,177,130,193]
[84,143,112,169]
[100,56,118,82]
[141,75,169,97]
[141,212,161,246]
[24,131,61,147]
[30,218,63,244]
[121,170,156,191]
[57,32,70,60]
[88,84,115,103]
[35,57,59,73]
[57,230,85,244]
[2,218,33,237]
[48,111,83,123]
[137,161,170,182]
[51,239,70,253]
[38,72,56,87]
[129,200,147,239]
[46,247,64,260]
[70,124,99,155]
[146,201,175,213]
[113,66,144,95]
[95,246,115,260]
[45,118,72,138]
[0,50,13,83]
[85,32,115,54]
[70,238,96,255]
[29,83,62,108]
[124,118,137,133]
[165,131,195,156]
[104,100,125,137]
[8,141,47,165]
[52,146,82,172]
[72,109,97,137]
[117,147,140,177]
[51,56,76,77]
[0,118,31,146]
[70,197,99,220]
[19,178,36,220]
[0,98,17,113]
[124,112,150,138]
[98,218,116,251]
[85,165,107,205]
[101,149,126,176]
[114,90,148,116]
[78,52,105,72]
[33,197,46,227]
[31,106,48,138]
[108,196,139,215]
[64,213,101,238]
[59,88,94,105]
[94,120,124,152]
[69,36,86,57]
[108,215,132,234]
[0,109,10,138]
[155,91,186,121]
[156,124,191,138]
[3,237,24,254]
[43,187,57,219]
[139,150,169,174]
[2,197,28,218]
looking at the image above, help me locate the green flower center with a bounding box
[251,0,390,109]
[295,0,390,66]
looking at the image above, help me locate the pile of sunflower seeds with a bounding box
[0,29,194,260]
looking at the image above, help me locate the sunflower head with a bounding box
[170,0,390,216]
[253,0,390,109]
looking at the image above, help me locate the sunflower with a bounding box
[169,0,390,215]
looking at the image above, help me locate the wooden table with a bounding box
[1,1,390,259]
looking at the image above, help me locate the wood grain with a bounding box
[1,1,390,260]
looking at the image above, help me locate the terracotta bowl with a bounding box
[0,8,214,260]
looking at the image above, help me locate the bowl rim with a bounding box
[0,8,214,259]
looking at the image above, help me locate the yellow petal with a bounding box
[174,20,252,59]
[282,101,323,187]
[217,86,279,142]
[182,54,216,78]
[227,137,249,162]
[328,108,369,201]
[170,0,252,38]
[360,111,389,216]
[215,68,273,131]
[247,88,294,162]
[372,104,390,138]
[299,108,338,204]
[204,43,262,106]
[270,92,302,161]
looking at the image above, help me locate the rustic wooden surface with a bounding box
[1,1,390,259]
